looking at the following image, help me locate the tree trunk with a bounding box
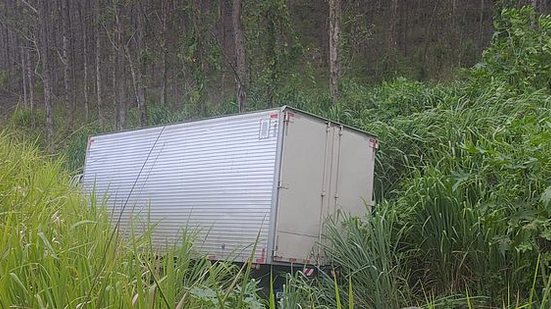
[126,46,146,126]
[450,0,458,65]
[423,1,439,69]
[20,41,28,107]
[266,8,276,109]
[95,0,104,126]
[232,0,247,112]
[4,27,11,85]
[329,0,341,105]
[115,57,126,130]
[123,1,147,127]
[388,0,398,50]
[220,0,233,99]
[479,0,484,49]
[39,0,54,150]
[160,0,168,106]
[160,48,168,106]
[113,0,126,130]
[1,28,5,74]
[79,0,90,122]
[135,2,147,126]
[25,45,34,111]
[60,0,73,110]
[402,0,409,56]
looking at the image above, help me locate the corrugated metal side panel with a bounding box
[82,110,281,263]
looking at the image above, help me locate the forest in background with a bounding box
[2,0,547,150]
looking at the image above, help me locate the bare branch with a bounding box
[21,0,38,14]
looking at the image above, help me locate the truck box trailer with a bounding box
[82,106,378,266]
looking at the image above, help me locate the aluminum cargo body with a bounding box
[82,106,378,265]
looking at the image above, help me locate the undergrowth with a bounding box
[0,133,263,308]
[277,6,551,308]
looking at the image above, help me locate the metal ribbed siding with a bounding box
[83,111,280,263]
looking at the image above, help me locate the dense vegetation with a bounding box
[1,5,551,309]
[279,7,551,308]
[0,0,524,146]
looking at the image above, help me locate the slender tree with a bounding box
[38,0,54,149]
[4,25,12,84]
[112,0,126,130]
[232,0,247,112]
[389,0,398,49]
[20,45,28,106]
[219,0,233,99]
[60,0,73,110]
[329,0,341,105]
[95,0,103,125]
[0,27,5,75]
[24,38,35,111]
[159,0,169,106]
[479,0,485,49]
[125,0,147,127]
[266,6,276,109]
[78,0,90,121]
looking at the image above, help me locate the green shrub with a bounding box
[472,6,551,93]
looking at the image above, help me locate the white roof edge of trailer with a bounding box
[88,105,377,140]
[89,107,283,139]
[280,105,378,139]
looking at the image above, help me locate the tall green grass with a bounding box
[0,132,262,308]
[279,6,551,308]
